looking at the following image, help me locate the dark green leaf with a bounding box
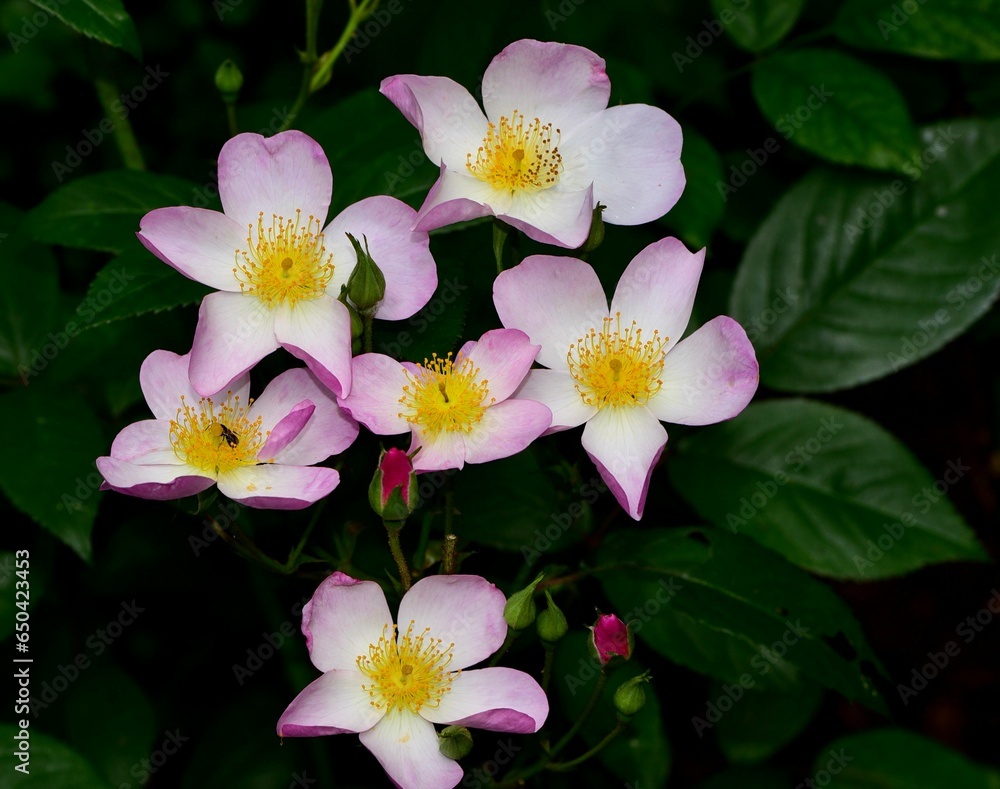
[815,728,1000,788]
[79,247,210,329]
[0,204,60,379]
[0,387,106,561]
[554,632,670,787]
[0,552,15,641]
[730,119,1000,391]
[711,0,805,52]
[302,89,439,216]
[715,680,824,763]
[835,0,1000,62]
[669,400,987,579]
[597,528,887,713]
[28,0,141,59]
[0,724,110,788]
[751,48,919,171]
[663,129,725,248]
[452,447,574,556]
[26,171,200,254]
[65,664,157,787]
[696,766,789,789]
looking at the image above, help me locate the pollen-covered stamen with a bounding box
[466,110,562,193]
[233,210,334,307]
[398,353,494,435]
[567,313,668,409]
[169,392,271,475]
[357,621,456,713]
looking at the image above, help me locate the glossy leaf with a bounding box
[0,724,111,788]
[730,120,1000,391]
[711,0,805,52]
[715,680,824,763]
[752,48,919,171]
[835,0,1000,61]
[26,171,199,254]
[0,387,106,562]
[669,400,987,579]
[597,527,887,713]
[663,128,725,249]
[27,0,141,59]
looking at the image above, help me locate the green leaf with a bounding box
[0,724,111,788]
[302,89,439,216]
[452,447,573,555]
[715,680,824,763]
[0,204,59,378]
[834,0,1000,62]
[815,728,1000,788]
[751,48,919,171]
[0,387,106,561]
[28,0,141,59]
[669,400,987,579]
[730,119,1000,391]
[26,171,199,254]
[554,632,670,787]
[65,664,157,788]
[0,552,15,641]
[696,766,789,789]
[597,527,887,713]
[711,0,805,52]
[78,247,210,329]
[662,129,725,248]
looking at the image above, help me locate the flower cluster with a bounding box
[96,37,759,789]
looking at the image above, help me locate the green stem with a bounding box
[386,525,411,591]
[411,512,432,573]
[487,629,517,667]
[94,78,145,170]
[541,643,556,694]
[550,672,607,758]
[493,219,509,274]
[440,533,458,575]
[362,311,374,353]
[224,101,239,137]
[309,0,380,93]
[547,720,628,772]
[284,500,326,571]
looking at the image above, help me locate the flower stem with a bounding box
[493,218,510,274]
[225,101,239,137]
[487,628,517,667]
[386,524,411,592]
[550,672,607,758]
[94,78,145,171]
[284,500,326,571]
[362,311,374,353]
[546,719,628,772]
[440,533,458,575]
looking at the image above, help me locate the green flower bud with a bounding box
[536,590,568,644]
[613,671,651,719]
[215,59,243,104]
[579,203,606,254]
[345,232,386,314]
[503,572,544,630]
[438,725,473,760]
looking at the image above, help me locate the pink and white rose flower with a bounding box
[381,38,684,249]
[494,237,759,519]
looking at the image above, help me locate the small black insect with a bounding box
[210,423,240,448]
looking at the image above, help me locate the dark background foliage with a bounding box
[1,0,999,787]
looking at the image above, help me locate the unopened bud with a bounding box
[369,447,418,523]
[503,573,544,630]
[589,612,633,667]
[345,232,386,313]
[613,671,651,718]
[438,725,473,760]
[579,203,606,254]
[215,59,243,104]
[536,590,568,644]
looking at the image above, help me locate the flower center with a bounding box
[466,110,562,193]
[169,392,270,475]
[567,313,667,409]
[398,353,493,435]
[357,621,456,714]
[234,210,334,307]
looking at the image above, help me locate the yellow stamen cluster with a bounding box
[466,110,562,193]
[234,210,334,307]
[398,353,493,435]
[169,392,270,475]
[357,621,456,713]
[567,313,667,409]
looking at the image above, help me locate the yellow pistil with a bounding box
[398,353,493,435]
[567,313,667,409]
[466,110,562,194]
[169,392,270,475]
[357,621,456,714]
[234,210,334,307]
